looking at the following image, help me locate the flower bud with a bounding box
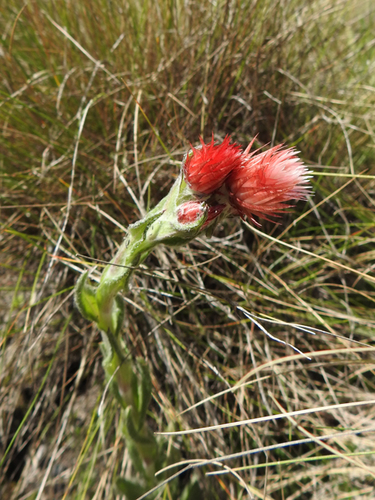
[177,201,206,224]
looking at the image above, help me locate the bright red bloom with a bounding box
[183,135,243,195]
[227,144,311,225]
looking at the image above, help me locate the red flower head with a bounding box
[183,135,243,195]
[227,144,311,225]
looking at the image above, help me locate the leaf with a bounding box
[74,272,99,322]
[136,359,152,429]
[124,407,155,446]
[123,407,158,477]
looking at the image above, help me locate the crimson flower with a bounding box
[227,145,311,225]
[183,135,243,195]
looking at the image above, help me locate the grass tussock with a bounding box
[1,0,375,498]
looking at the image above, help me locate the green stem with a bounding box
[95,194,169,333]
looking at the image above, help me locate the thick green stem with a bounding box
[95,200,167,333]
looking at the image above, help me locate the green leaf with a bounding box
[123,406,158,477]
[74,272,99,322]
[137,359,152,429]
[124,407,155,446]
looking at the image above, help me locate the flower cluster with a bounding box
[181,135,311,227]
[76,133,311,338]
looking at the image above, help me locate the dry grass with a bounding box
[1,0,375,498]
